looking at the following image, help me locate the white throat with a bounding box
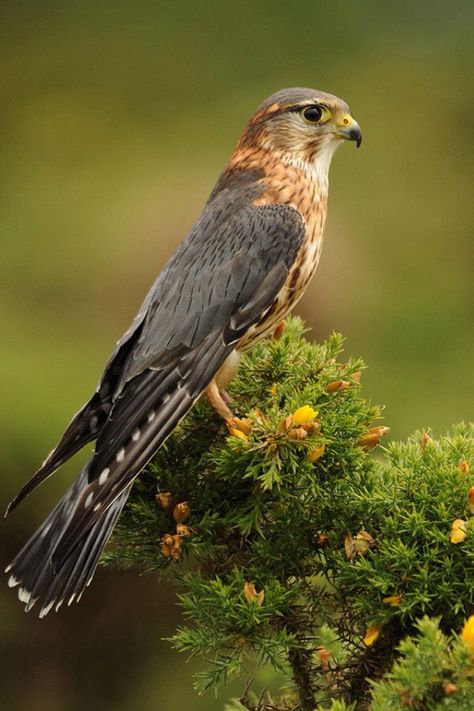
[284,139,341,189]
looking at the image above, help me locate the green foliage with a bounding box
[333,425,474,631]
[103,318,474,709]
[369,617,474,710]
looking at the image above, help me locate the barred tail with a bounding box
[6,470,131,618]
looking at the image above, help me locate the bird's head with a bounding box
[238,87,361,179]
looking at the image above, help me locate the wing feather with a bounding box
[6,195,306,612]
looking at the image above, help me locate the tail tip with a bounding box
[7,577,39,612]
[18,586,32,605]
[7,573,18,586]
[4,495,20,518]
[39,601,55,618]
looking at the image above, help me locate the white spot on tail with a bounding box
[93,502,102,512]
[68,593,76,606]
[99,468,110,485]
[8,575,19,588]
[132,428,140,442]
[25,597,37,613]
[85,492,94,508]
[39,601,54,618]
[18,587,31,605]
[55,599,65,612]
[116,448,125,463]
[147,410,155,423]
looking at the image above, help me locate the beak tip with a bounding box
[348,126,362,148]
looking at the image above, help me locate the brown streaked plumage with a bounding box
[5,87,361,616]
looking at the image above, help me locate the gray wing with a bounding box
[51,201,305,564]
[117,200,305,383]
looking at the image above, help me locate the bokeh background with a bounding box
[1,2,472,709]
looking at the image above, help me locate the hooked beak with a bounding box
[334,114,362,148]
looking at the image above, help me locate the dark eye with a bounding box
[302,105,323,123]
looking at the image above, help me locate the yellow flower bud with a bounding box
[228,427,249,442]
[467,486,474,513]
[358,426,390,451]
[173,501,190,524]
[344,531,373,561]
[160,533,174,558]
[354,531,374,554]
[300,420,321,434]
[243,581,265,606]
[170,534,182,560]
[327,379,350,393]
[459,459,469,475]
[308,442,326,462]
[279,415,294,432]
[292,406,317,425]
[383,594,402,606]
[287,427,308,441]
[363,625,381,647]
[460,615,474,653]
[421,431,434,449]
[176,524,191,537]
[316,646,332,669]
[443,681,457,696]
[450,519,467,544]
[155,491,172,510]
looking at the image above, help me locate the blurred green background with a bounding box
[1,1,472,709]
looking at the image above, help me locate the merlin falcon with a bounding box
[5,87,361,616]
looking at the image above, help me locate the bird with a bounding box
[5,87,361,617]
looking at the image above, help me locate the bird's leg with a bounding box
[204,379,234,421]
[220,389,232,404]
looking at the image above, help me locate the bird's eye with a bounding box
[302,105,323,123]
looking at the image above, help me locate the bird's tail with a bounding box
[4,392,109,517]
[6,468,131,618]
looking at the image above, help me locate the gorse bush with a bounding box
[103,318,474,710]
